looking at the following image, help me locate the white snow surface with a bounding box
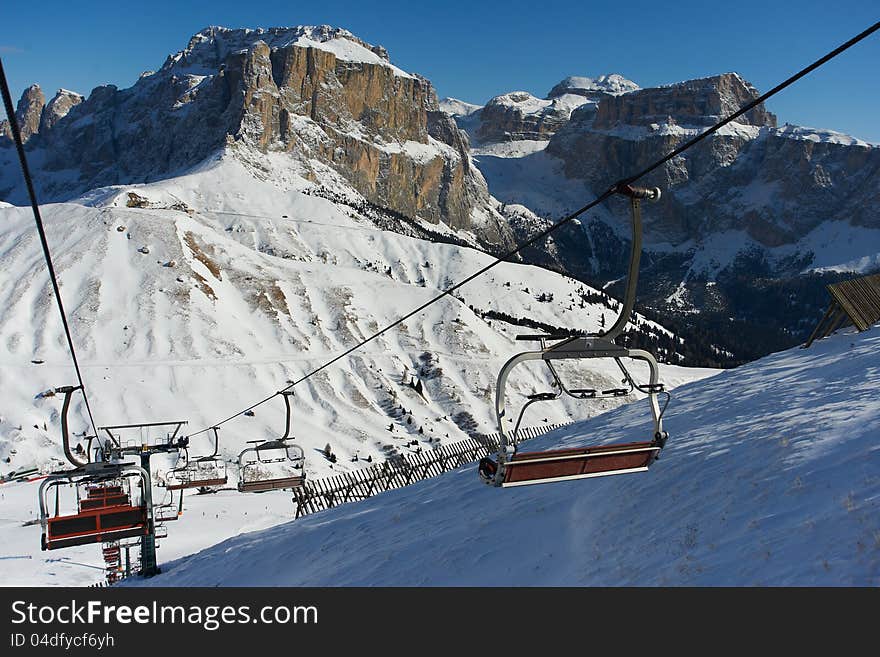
[124,327,880,586]
[439,98,482,117]
[553,74,640,96]
[488,91,553,114]
[774,124,876,148]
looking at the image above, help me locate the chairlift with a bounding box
[479,185,670,488]
[39,461,153,551]
[237,392,306,493]
[153,487,183,523]
[164,427,227,490]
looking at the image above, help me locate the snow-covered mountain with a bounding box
[2,24,876,587]
[445,72,880,364]
[119,325,880,586]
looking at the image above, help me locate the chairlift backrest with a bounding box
[38,463,153,551]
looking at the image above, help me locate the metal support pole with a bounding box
[139,451,159,577]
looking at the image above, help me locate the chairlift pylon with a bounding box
[479,184,670,488]
[237,391,306,493]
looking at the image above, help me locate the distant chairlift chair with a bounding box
[479,184,670,488]
[164,427,228,491]
[237,392,306,493]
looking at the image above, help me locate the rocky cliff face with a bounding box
[475,92,574,142]
[38,89,84,133]
[1,84,46,142]
[544,73,880,252]
[0,26,509,245]
[592,73,775,129]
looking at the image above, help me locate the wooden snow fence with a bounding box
[804,272,880,348]
[292,423,569,518]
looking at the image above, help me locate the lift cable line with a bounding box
[183,19,880,440]
[0,58,100,442]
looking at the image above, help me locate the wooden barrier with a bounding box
[805,272,880,348]
[292,423,570,518]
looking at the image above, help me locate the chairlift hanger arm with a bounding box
[281,391,294,441]
[55,385,88,468]
[204,427,221,460]
[601,186,660,342]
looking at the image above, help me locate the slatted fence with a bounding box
[805,272,880,347]
[292,423,569,518]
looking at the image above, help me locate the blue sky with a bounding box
[1,0,878,141]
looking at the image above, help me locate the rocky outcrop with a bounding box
[542,74,877,248]
[39,89,84,133]
[0,26,507,244]
[1,84,45,142]
[475,92,570,142]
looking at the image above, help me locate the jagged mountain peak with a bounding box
[0,83,45,143]
[547,74,640,98]
[593,71,777,129]
[163,24,401,76]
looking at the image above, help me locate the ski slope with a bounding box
[0,152,715,586]
[125,327,880,586]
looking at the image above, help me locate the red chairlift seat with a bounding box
[79,485,130,511]
[165,460,227,491]
[480,441,662,487]
[237,439,306,492]
[237,473,305,493]
[43,503,149,551]
[39,463,152,551]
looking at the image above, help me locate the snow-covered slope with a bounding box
[0,154,707,482]
[125,327,880,586]
[439,98,481,118]
[0,151,713,586]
